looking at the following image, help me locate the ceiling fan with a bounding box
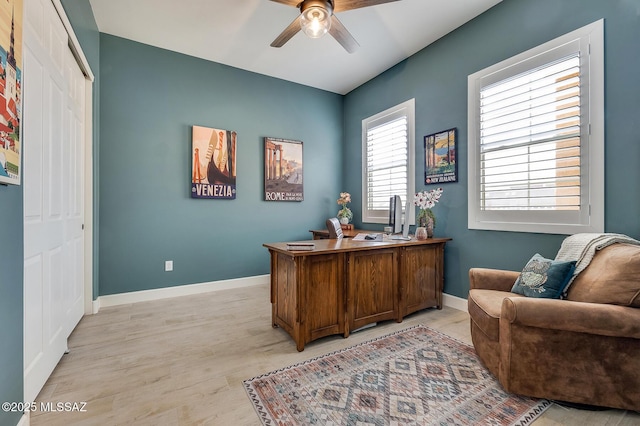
[269,0,401,53]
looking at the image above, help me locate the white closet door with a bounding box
[23,0,85,404]
[62,30,85,337]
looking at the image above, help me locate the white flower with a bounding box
[413,188,443,210]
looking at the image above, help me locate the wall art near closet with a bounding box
[191,125,237,199]
[0,0,23,185]
[264,137,303,202]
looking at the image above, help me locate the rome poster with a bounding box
[0,0,22,185]
[264,137,303,202]
[191,125,237,199]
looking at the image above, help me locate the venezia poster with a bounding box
[191,125,237,199]
[0,0,22,185]
[264,137,303,202]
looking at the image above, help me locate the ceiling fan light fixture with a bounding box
[300,5,331,38]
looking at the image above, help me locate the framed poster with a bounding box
[424,127,457,184]
[264,137,303,201]
[191,125,237,199]
[0,0,23,185]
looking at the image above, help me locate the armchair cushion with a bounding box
[511,253,575,298]
[468,290,524,341]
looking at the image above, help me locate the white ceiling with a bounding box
[88,0,501,95]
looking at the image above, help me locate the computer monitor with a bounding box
[389,195,403,234]
[402,200,411,238]
[391,198,412,240]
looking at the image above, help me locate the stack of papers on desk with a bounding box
[352,233,383,241]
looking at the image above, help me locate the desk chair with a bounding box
[326,218,344,239]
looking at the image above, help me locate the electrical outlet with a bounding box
[165,260,173,272]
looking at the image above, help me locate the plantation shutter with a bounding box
[468,20,603,234]
[366,115,408,212]
[479,54,582,211]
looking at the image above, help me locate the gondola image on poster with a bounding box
[191,125,237,199]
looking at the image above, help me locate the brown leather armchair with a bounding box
[467,243,640,411]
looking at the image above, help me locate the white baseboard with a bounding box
[17,411,29,426]
[92,298,100,314]
[91,274,468,315]
[93,275,269,312]
[443,293,468,312]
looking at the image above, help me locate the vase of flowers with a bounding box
[337,192,353,224]
[413,188,443,238]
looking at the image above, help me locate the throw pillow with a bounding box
[512,253,576,298]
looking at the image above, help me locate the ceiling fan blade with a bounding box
[269,0,301,7]
[329,15,359,53]
[271,15,303,47]
[333,0,401,13]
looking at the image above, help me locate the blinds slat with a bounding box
[481,141,581,157]
[481,128,580,152]
[481,79,579,117]
[481,55,580,97]
[481,104,580,136]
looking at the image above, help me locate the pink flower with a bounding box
[337,192,351,206]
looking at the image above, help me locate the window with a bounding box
[468,20,604,234]
[362,99,415,224]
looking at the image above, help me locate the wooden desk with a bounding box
[309,228,367,239]
[263,237,450,351]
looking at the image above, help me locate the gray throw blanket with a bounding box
[555,233,640,296]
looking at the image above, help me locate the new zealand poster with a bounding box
[0,0,22,185]
[264,137,303,202]
[424,127,457,184]
[191,125,236,199]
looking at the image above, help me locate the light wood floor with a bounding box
[31,283,639,425]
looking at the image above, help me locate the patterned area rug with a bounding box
[244,325,550,425]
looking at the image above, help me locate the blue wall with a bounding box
[0,186,23,426]
[83,0,640,299]
[98,34,344,295]
[343,0,640,298]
